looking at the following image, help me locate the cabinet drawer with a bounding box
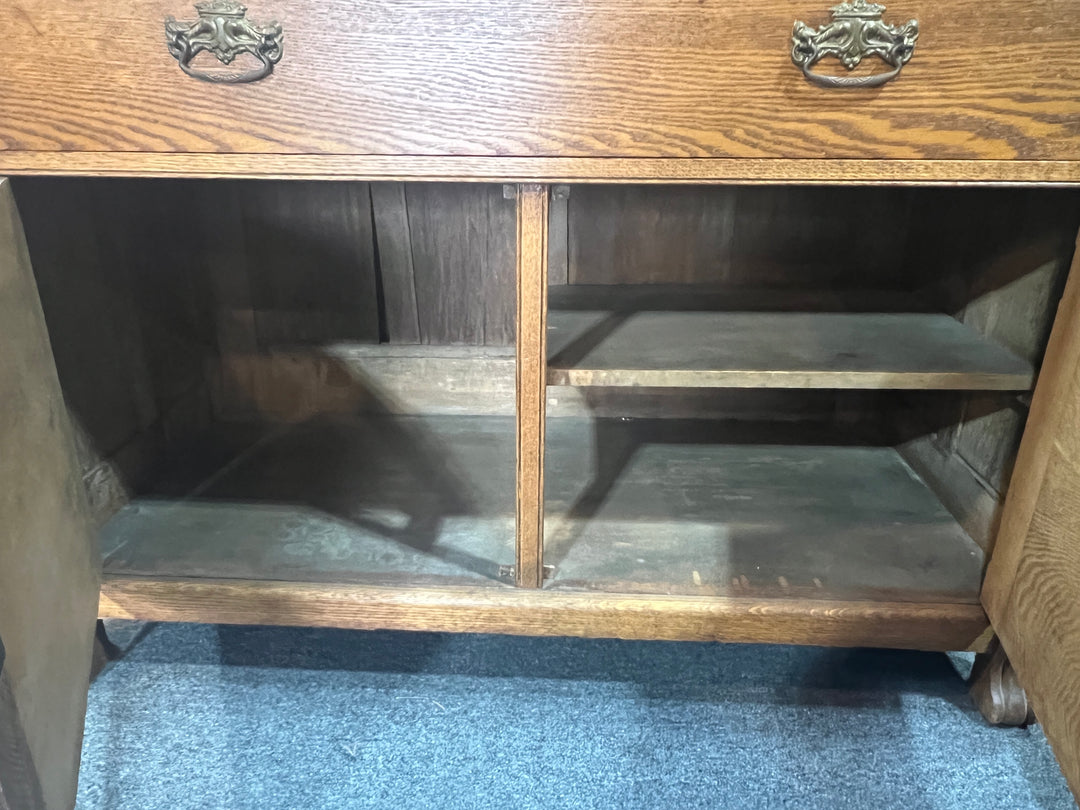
[1,0,1078,160]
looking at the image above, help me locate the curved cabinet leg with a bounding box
[970,637,1036,726]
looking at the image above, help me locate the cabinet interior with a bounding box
[13,179,1080,623]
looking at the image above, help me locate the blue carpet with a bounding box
[77,621,1076,810]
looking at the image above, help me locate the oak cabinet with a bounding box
[1,1,1079,807]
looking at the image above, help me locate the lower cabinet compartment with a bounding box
[543,418,983,605]
[100,414,517,588]
[98,413,984,606]
[13,178,1080,650]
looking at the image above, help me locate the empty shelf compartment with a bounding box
[544,418,985,604]
[100,415,517,588]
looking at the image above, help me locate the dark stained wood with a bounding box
[12,179,159,455]
[1,1,1078,161]
[516,185,549,588]
[0,179,99,810]
[12,178,217,522]
[194,183,261,418]
[188,180,381,350]
[730,186,913,288]
[568,185,736,285]
[548,186,570,286]
[406,184,516,345]
[982,227,1080,799]
[3,154,1079,185]
[98,577,991,651]
[894,406,1004,553]
[893,189,1080,576]
[171,180,383,416]
[567,186,918,288]
[237,182,379,347]
[370,183,422,344]
[106,181,217,415]
[950,191,1080,496]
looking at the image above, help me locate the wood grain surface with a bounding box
[2,154,1079,184]
[515,186,549,588]
[1,1,1078,163]
[983,227,1080,798]
[97,577,991,650]
[566,185,917,286]
[0,179,99,810]
[404,184,517,345]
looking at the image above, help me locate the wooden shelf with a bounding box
[100,415,517,588]
[547,287,1034,390]
[545,419,986,606]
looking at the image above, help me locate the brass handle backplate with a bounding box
[165,1,283,84]
[792,0,918,88]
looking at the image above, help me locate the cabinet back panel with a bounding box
[567,186,915,288]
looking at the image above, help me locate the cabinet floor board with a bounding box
[545,418,986,605]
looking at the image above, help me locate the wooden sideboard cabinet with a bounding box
[1,1,1079,808]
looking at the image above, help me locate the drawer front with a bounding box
[1,0,1078,160]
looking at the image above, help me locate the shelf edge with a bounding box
[546,368,1034,391]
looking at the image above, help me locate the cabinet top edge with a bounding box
[1,154,1078,186]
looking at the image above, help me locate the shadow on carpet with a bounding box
[76,622,1076,810]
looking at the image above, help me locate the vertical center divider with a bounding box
[515,184,550,588]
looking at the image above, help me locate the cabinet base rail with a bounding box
[99,576,991,652]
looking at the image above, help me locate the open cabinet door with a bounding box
[0,178,100,810]
[982,230,1080,800]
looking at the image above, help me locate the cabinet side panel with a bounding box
[0,178,100,810]
[12,178,223,522]
[896,191,1080,552]
[983,227,1080,799]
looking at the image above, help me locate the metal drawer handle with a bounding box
[792,0,918,88]
[165,1,283,84]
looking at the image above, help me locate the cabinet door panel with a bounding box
[0,178,99,810]
[983,229,1080,801]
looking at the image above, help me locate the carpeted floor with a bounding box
[77,621,1076,810]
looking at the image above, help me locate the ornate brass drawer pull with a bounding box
[792,0,918,88]
[165,1,283,84]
